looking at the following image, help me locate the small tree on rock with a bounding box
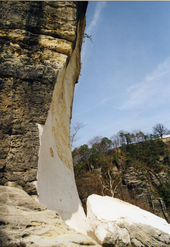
[70,122,86,148]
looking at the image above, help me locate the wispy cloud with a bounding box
[86,2,107,35]
[73,96,113,118]
[75,2,107,96]
[119,56,170,110]
[81,2,107,61]
[142,116,170,132]
[99,96,113,106]
[146,56,170,81]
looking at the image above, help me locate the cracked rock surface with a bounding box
[0,1,87,195]
[0,186,100,247]
[86,194,170,246]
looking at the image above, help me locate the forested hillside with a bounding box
[72,130,170,222]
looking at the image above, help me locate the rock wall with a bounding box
[0,1,87,233]
[121,167,170,222]
[76,167,170,223]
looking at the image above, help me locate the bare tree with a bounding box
[70,122,86,148]
[83,33,94,44]
[88,136,102,147]
[99,170,122,198]
[153,123,170,139]
[132,129,144,143]
[110,133,120,148]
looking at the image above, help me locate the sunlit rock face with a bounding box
[87,194,170,246]
[0,186,100,247]
[0,1,87,234]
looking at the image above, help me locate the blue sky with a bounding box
[71,1,170,148]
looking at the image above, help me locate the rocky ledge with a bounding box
[87,194,170,246]
[1,187,170,247]
[0,186,99,247]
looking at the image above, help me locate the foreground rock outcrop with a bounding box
[0,186,100,247]
[0,1,87,233]
[86,194,170,246]
[1,187,170,247]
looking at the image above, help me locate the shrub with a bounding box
[153,162,162,173]
[164,155,170,165]
[74,162,88,177]
[158,183,170,210]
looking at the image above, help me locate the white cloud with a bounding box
[81,2,107,61]
[75,2,107,96]
[146,56,170,81]
[99,96,113,106]
[119,56,170,110]
[73,96,112,118]
[86,2,107,35]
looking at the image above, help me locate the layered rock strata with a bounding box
[0,1,87,233]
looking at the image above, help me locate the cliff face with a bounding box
[74,139,170,223]
[0,1,87,233]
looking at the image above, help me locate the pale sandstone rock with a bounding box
[0,1,87,235]
[0,30,73,55]
[0,186,100,247]
[86,194,170,246]
[4,181,23,190]
[36,10,87,234]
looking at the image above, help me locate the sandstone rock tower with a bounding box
[0,1,88,233]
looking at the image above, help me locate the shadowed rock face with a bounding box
[0,1,88,234]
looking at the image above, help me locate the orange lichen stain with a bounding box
[50,147,54,157]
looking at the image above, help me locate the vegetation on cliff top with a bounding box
[72,125,170,218]
[73,128,170,175]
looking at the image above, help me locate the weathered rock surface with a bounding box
[0,1,88,234]
[87,194,170,246]
[0,0,86,192]
[0,186,100,247]
[122,167,170,222]
[76,165,170,223]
